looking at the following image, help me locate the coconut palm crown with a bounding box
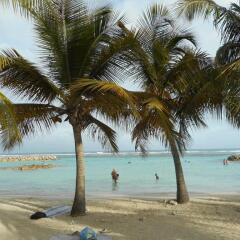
[0,0,136,216]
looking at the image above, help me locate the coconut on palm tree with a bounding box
[0,0,136,216]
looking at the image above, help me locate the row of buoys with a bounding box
[0,155,57,162]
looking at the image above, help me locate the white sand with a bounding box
[0,196,239,240]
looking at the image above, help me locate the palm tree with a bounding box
[177,0,240,70]
[0,0,136,216]
[177,0,240,138]
[124,4,220,203]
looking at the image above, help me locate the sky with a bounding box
[0,0,240,153]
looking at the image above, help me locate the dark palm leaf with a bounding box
[84,115,118,152]
[13,103,58,136]
[0,93,22,150]
[216,42,240,65]
[0,49,64,103]
[176,0,223,21]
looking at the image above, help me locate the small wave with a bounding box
[148,151,169,154]
[55,153,75,156]
[225,150,240,153]
[186,150,202,153]
[96,152,114,155]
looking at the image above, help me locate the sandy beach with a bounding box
[0,195,239,240]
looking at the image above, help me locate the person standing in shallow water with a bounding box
[111,169,119,183]
[223,159,229,165]
[155,173,159,180]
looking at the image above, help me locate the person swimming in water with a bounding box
[111,169,119,183]
[155,173,159,180]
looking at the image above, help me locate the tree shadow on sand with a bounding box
[0,198,239,240]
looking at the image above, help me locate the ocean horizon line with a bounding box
[1,148,240,157]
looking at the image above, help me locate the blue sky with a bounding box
[0,0,240,153]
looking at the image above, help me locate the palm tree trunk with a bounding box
[71,124,86,216]
[170,140,189,203]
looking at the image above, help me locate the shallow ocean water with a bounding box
[0,149,239,198]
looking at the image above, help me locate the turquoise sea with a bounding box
[0,149,240,198]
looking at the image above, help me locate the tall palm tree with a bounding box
[0,0,136,216]
[124,4,220,203]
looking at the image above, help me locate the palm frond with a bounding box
[1,103,58,149]
[71,79,136,106]
[174,61,225,130]
[177,0,240,45]
[216,42,240,65]
[84,115,118,152]
[67,5,132,85]
[0,49,64,103]
[0,0,46,18]
[225,93,240,128]
[88,31,137,82]
[176,0,222,21]
[31,1,72,86]
[0,93,22,150]
[81,95,136,130]
[217,2,240,43]
[132,97,181,153]
[139,4,172,33]
[166,31,197,50]
[127,5,199,92]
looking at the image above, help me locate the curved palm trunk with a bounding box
[170,140,189,203]
[71,124,86,216]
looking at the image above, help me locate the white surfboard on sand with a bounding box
[44,205,71,218]
[31,205,71,219]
